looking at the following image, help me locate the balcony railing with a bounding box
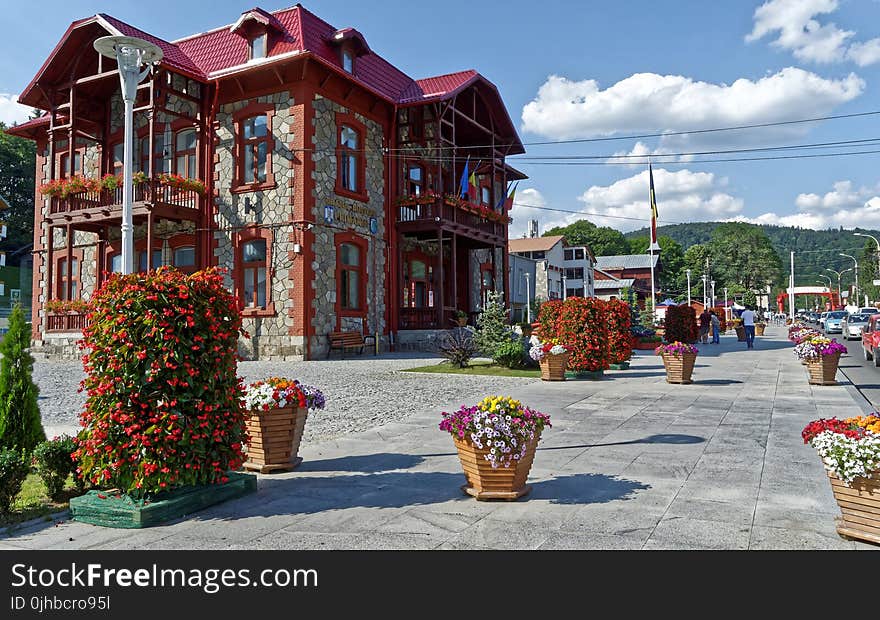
[47,312,89,332]
[49,179,201,215]
[397,195,507,239]
[398,307,459,331]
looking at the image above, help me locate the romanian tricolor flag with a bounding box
[467,163,480,203]
[649,164,660,251]
[458,156,471,199]
[497,181,518,211]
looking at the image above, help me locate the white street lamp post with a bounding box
[94,36,162,275]
[701,275,707,307]
[826,268,852,307]
[854,232,880,283]
[523,273,531,323]
[562,273,567,301]
[686,269,691,307]
[840,253,859,304]
[710,280,715,308]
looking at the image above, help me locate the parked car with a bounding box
[807,311,820,323]
[863,314,880,366]
[818,311,829,329]
[842,313,869,340]
[824,311,848,334]
[859,307,880,316]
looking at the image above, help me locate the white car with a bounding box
[818,312,829,329]
[859,307,880,316]
[843,314,869,340]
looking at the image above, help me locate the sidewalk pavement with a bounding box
[2,326,877,550]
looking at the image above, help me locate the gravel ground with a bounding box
[33,353,538,441]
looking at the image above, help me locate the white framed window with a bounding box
[249,34,267,60]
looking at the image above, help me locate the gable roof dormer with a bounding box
[230,7,285,36]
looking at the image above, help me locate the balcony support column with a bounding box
[66,224,73,301]
[451,233,458,312]
[437,228,444,328]
[146,210,154,270]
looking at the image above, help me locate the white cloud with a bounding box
[794,180,880,210]
[577,168,744,232]
[520,69,863,143]
[733,180,880,230]
[0,94,32,127]
[747,0,880,66]
[508,188,572,239]
[606,142,681,167]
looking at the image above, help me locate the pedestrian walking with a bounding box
[698,308,711,344]
[741,305,756,349]
[710,310,720,344]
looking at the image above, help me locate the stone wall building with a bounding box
[10,5,526,359]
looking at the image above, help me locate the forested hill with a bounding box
[625,222,880,288]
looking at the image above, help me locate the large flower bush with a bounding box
[664,304,698,344]
[73,267,247,497]
[243,377,326,412]
[802,415,880,485]
[607,298,633,364]
[536,297,610,372]
[793,336,847,361]
[439,396,551,469]
[655,341,699,356]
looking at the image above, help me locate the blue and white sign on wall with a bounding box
[323,205,334,224]
[369,217,378,235]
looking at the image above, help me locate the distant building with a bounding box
[594,254,661,303]
[508,253,538,324]
[562,245,595,298]
[592,270,634,301]
[509,235,565,302]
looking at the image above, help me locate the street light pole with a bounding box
[710,280,715,308]
[523,273,531,323]
[702,275,707,307]
[93,36,162,275]
[686,269,691,307]
[826,268,852,307]
[840,253,859,304]
[854,232,880,284]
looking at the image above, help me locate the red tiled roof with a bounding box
[400,70,478,104]
[98,14,203,78]
[3,114,49,138]
[18,5,523,150]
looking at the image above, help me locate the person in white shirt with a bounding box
[740,307,756,349]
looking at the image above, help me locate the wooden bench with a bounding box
[328,330,373,358]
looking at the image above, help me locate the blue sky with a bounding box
[3,0,880,236]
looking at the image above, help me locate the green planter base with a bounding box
[609,362,631,370]
[70,471,257,529]
[565,370,605,380]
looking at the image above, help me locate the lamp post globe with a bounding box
[93,36,163,275]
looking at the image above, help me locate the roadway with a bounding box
[833,329,880,412]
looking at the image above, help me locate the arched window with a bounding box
[339,125,359,192]
[175,129,197,178]
[335,114,367,200]
[233,103,275,192]
[235,227,274,315]
[241,116,268,183]
[335,233,367,320]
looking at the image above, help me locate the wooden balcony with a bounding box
[46,179,202,227]
[47,312,89,333]
[398,307,465,331]
[396,196,507,245]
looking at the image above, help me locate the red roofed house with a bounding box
[8,4,526,358]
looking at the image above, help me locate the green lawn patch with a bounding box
[402,361,541,378]
[1,473,80,528]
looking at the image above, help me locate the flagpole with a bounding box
[648,163,658,320]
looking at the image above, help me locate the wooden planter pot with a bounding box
[662,352,696,384]
[755,323,766,336]
[453,435,540,500]
[806,352,841,386]
[539,352,569,381]
[243,406,308,473]
[828,471,880,546]
[734,326,746,341]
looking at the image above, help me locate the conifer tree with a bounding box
[474,291,513,357]
[0,304,44,454]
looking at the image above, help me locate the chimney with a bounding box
[527,219,539,238]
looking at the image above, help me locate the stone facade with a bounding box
[214,91,302,360]
[308,94,386,358]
